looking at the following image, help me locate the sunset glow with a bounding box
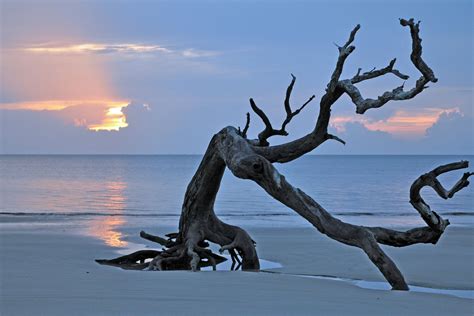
[88,104,129,131]
[331,108,460,138]
[1,100,130,131]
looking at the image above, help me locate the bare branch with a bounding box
[339,77,428,114]
[249,98,286,146]
[281,97,316,132]
[327,24,360,92]
[339,18,437,114]
[343,23,360,49]
[254,19,437,163]
[253,24,364,162]
[249,75,315,146]
[399,18,438,83]
[351,58,409,84]
[140,230,176,247]
[284,74,296,116]
[326,133,346,145]
[410,161,472,231]
[238,112,250,138]
[447,172,474,198]
[430,160,469,176]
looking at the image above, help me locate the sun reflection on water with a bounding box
[87,180,128,248]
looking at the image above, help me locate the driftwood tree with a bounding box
[97,18,473,290]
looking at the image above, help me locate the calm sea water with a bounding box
[1,155,473,242]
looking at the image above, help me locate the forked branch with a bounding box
[250,74,315,146]
[351,59,409,84]
[253,18,438,163]
[327,24,360,92]
[339,18,438,114]
[409,161,473,231]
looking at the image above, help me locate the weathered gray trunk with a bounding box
[177,133,259,270]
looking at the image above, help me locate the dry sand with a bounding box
[0,222,473,315]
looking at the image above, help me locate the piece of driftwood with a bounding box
[97,18,472,290]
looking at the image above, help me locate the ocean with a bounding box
[1,155,473,243]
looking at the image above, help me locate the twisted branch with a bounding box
[338,18,437,114]
[220,127,472,289]
[409,161,473,231]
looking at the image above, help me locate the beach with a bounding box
[1,155,473,315]
[1,219,472,315]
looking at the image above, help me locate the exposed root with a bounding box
[96,230,230,271]
[95,250,161,270]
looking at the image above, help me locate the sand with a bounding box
[0,221,473,315]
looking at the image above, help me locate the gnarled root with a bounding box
[96,230,229,271]
[96,227,255,271]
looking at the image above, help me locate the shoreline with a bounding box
[1,221,473,315]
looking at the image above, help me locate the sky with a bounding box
[0,0,472,154]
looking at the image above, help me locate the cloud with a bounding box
[0,102,188,154]
[181,49,220,58]
[1,100,130,131]
[331,108,460,139]
[320,122,401,154]
[318,112,473,155]
[422,111,474,154]
[2,101,472,155]
[24,43,171,54]
[22,43,219,58]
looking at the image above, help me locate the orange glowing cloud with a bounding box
[0,100,130,131]
[331,108,461,138]
[88,104,129,131]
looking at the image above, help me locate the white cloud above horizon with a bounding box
[21,42,219,59]
[330,107,462,139]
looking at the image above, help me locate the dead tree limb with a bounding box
[252,18,438,163]
[250,74,315,146]
[96,18,472,291]
[338,19,437,114]
[409,161,473,231]
[238,112,250,139]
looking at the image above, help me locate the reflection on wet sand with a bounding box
[87,181,128,247]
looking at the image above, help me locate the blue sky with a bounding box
[1,0,472,154]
